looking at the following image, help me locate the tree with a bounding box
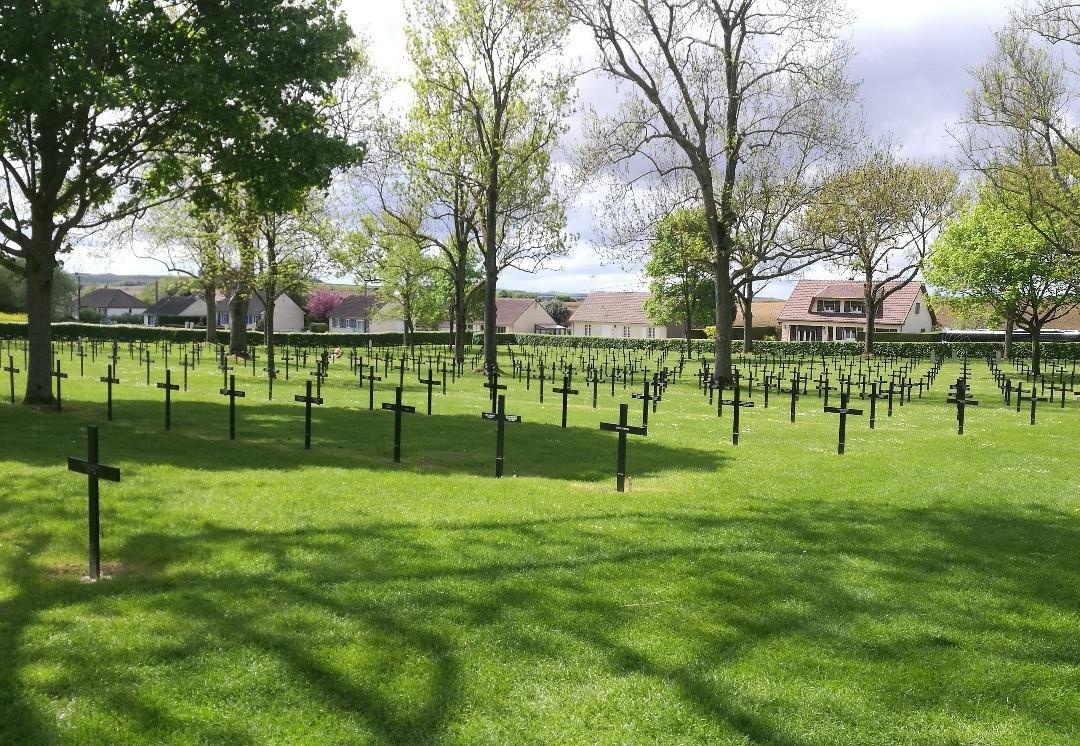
[543,299,572,325]
[0,0,357,404]
[959,5,1080,258]
[805,150,960,356]
[643,209,715,353]
[307,289,343,320]
[568,0,855,381]
[925,195,1080,373]
[408,0,573,372]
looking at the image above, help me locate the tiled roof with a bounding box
[80,287,147,309]
[777,280,923,326]
[734,300,786,330]
[144,296,199,316]
[327,294,379,319]
[568,292,654,325]
[495,298,537,326]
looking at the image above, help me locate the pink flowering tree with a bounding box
[306,289,342,320]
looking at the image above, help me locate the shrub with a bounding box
[308,322,328,333]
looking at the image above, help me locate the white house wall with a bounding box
[898,291,931,334]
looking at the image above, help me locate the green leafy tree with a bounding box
[643,209,716,354]
[0,0,357,404]
[543,299,571,325]
[408,0,573,372]
[926,195,1080,373]
[805,149,959,356]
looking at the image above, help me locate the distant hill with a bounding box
[78,273,165,288]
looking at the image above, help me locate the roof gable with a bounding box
[327,294,379,319]
[568,292,654,325]
[144,296,199,315]
[777,280,923,326]
[80,288,147,309]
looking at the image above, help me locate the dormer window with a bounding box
[817,299,840,313]
[845,300,864,314]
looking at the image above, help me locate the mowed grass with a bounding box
[1,347,1078,745]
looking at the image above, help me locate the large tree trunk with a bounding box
[453,263,468,364]
[263,288,276,383]
[1004,317,1014,361]
[229,294,249,356]
[863,279,875,357]
[683,297,693,357]
[742,287,755,355]
[23,244,57,405]
[1031,325,1042,376]
[204,281,218,345]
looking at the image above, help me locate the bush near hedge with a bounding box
[4,322,1079,360]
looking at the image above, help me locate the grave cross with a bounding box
[481,394,521,477]
[4,355,18,404]
[220,374,246,440]
[51,359,68,410]
[1018,384,1048,425]
[294,379,324,450]
[599,403,648,493]
[156,369,180,430]
[67,426,120,580]
[630,378,657,429]
[381,386,416,463]
[484,370,507,411]
[552,373,578,428]
[823,391,864,455]
[99,365,120,421]
[720,380,755,446]
[418,365,442,415]
[946,377,978,435]
[362,364,382,410]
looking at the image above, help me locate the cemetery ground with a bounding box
[1,349,1078,744]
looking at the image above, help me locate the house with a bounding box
[733,299,786,338]
[777,280,933,341]
[143,295,207,326]
[327,294,379,332]
[471,298,560,334]
[214,292,305,332]
[78,288,147,318]
[567,292,681,339]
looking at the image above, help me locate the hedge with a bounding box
[4,322,1080,360]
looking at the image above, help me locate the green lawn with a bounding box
[1,347,1078,744]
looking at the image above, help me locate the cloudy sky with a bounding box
[73,0,1012,298]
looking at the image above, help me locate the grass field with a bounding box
[1,347,1078,744]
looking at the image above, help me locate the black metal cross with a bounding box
[156,368,180,430]
[824,391,864,455]
[294,379,324,450]
[418,365,442,415]
[362,364,382,410]
[630,378,656,429]
[220,374,246,440]
[381,386,416,463]
[100,364,120,421]
[947,377,979,435]
[599,403,648,493]
[51,359,68,410]
[481,394,521,477]
[4,355,18,404]
[720,380,755,446]
[1018,384,1048,425]
[67,426,120,580]
[552,373,578,428]
[484,370,507,412]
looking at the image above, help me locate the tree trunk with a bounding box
[742,288,755,355]
[263,288,276,382]
[1031,325,1042,376]
[204,281,218,345]
[453,263,468,364]
[482,242,498,374]
[712,261,734,383]
[863,281,875,357]
[23,244,57,405]
[683,300,693,357]
[229,294,249,356]
[1004,318,1014,361]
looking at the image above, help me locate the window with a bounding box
[646,327,656,339]
[584,324,591,336]
[836,326,859,341]
[914,302,921,315]
[496,325,507,333]
[623,325,631,338]
[817,299,840,313]
[216,312,229,326]
[246,314,258,325]
[845,300,864,314]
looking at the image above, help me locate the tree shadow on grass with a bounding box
[2,498,1079,743]
[0,397,726,483]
